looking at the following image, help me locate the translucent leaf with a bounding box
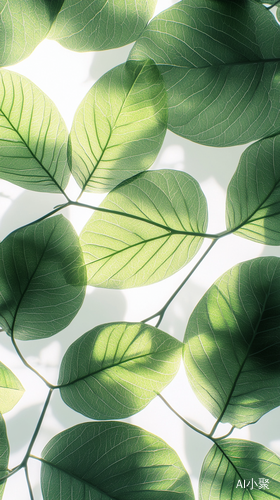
[183,256,280,428]
[0,0,64,66]
[129,0,280,147]
[0,215,86,341]
[0,70,69,193]
[80,169,208,288]
[58,322,182,419]
[0,415,9,500]
[226,134,280,244]
[200,439,280,499]
[48,0,157,51]
[69,59,167,194]
[0,361,24,413]
[41,421,194,500]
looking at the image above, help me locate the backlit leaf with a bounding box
[48,0,157,51]
[69,59,167,193]
[0,361,24,413]
[0,415,9,500]
[58,322,182,419]
[226,134,280,244]
[80,169,208,288]
[200,439,280,499]
[129,0,280,146]
[0,215,86,341]
[41,421,194,500]
[0,70,69,193]
[183,256,280,428]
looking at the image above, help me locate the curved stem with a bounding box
[25,465,34,500]
[143,239,217,327]
[215,426,235,441]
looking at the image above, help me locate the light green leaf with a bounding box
[0,0,64,66]
[129,0,280,147]
[41,421,194,500]
[48,0,157,51]
[69,59,167,194]
[183,256,280,428]
[0,415,9,500]
[200,439,280,499]
[0,361,24,413]
[58,322,182,419]
[0,215,86,341]
[0,70,69,193]
[80,169,208,288]
[226,134,280,244]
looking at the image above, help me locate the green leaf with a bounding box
[41,421,194,500]
[48,0,157,51]
[0,215,86,341]
[183,256,280,428]
[0,361,24,413]
[0,0,64,66]
[69,59,167,194]
[80,169,208,288]
[200,439,280,499]
[129,0,280,147]
[0,415,9,499]
[58,322,182,419]
[0,70,70,194]
[226,134,280,244]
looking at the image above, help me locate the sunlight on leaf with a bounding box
[0,361,24,413]
[184,256,280,428]
[41,421,194,500]
[80,169,208,288]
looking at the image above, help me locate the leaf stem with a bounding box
[267,0,280,9]
[25,465,34,500]
[143,239,217,327]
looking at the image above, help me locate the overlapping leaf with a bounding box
[0,70,69,193]
[0,0,64,66]
[58,322,182,419]
[183,256,280,428]
[80,169,208,288]
[69,59,167,194]
[48,0,157,51]
[200,439,280,499]
[0,415,9,500]
[226,134,280,244]
[129,0,280,146]
[0,215,86,341]
[0,362,24,413]
[41,421,194,500]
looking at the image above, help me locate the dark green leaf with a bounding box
[59,322,182,419]
[0,415,9,499]
[0,361,24,413]
[41,421,194,500]
[0,0,64,66]
[80,169,208,288]
[0,215,86,341]
[69,59,167,193]
[0,70,70,194]
[226,134,280,244]
[129,0,280,146]
[200,439,280,499]
[48,0,157,51]
[183,256,280,428]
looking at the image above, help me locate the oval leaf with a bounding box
[0,0,64,66]
[58,322,182,419]
[0,415,9,500]
[69,59,167,194]
[41,421,194,500]
[0,361,24,413]
[226,134,280,244]
[0,215,86,341]
[80,169,208,288]
[0,70,69,193]
[183,256,280,428]
[129,0,280,147]
[48,0,157,51]
[200,439,280,499]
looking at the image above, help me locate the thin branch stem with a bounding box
[215,426,235,441]
[267,0,280,9]
[25,466,34,500]
[143,239,218,327]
